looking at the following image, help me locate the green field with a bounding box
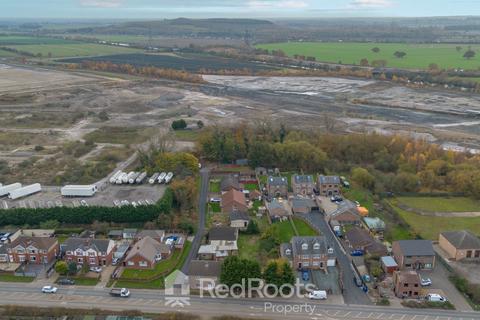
[389,201,480,240]
[257,42,480,70]
[3,43,140,58]
[397,197,480,212]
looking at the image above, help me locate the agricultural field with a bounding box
[397,196,480,212]
[60,53,279,72]
[257,42,480,70]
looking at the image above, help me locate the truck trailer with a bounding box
[164,172,174,184]
[128,172,141,184]
[158,172,167,184]
[8,183,41,200]
[148,173,160,184]
[61,185,97,197]
[109,171,122,184]
[0,183,22,197]
[136,172,147,184]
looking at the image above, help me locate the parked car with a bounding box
[41,286,58,294]
[112,258,120,266]
[350,249,364,256]
[302,270,309,281]
[308,290,327,300]
[57,278,75,285]
[353,276,363,287]
[110,288,130,298]
[421,278,432,286]
[90,266,103,273]
[426,293,447,302]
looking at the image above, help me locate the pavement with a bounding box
[0,282,479,320]
[299,212,372,306]
[181,168,209,275]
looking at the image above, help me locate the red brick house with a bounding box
[221,189,247,213]
[63,238,116,266]
[393,270,421,298]
[7,236,59,265]
[124,236,172,269]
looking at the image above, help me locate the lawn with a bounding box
[243,183,259,191]
[389,202,480,240]
[274,219,296,243]
[71,277,100,286]
[0,274,35,283]
[257,42,480,70]
[209,179,221,193]
[173,129,201,142]
[115,277,164,289]
[2,43,141,58]
[121,241,191,280]
[210,202,221,213]
[238,233,261,261]
[397,197,480,212]
[344,187,375,213]
[292,217,318,236]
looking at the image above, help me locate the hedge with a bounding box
[0,188,173,227]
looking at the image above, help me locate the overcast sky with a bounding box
[2,0,479,19]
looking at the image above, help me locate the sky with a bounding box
[1,0,479,19]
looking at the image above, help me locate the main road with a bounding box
[0,283,478,320]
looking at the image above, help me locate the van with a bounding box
[426,294,447,302]
[308,290,327,300]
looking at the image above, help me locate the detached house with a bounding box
[266,176,288,198]
[7,236,59,265]
[220,175,240,192]
[392,240,435,270]
[329,204,361,226]
[291,175,315,196]
[317,175,341,197]
[221,189,247,214]
[393,270,421,298]
[439,230,480,261]
[124,236,172,269]
[345,227,387,256]
[229,211,251,230]
[63,238,116,266]
[199,227,238,261]
[281,236,335,271]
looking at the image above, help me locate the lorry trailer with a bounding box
[0,183,22,197]
[61,185,97,197]
[8,183,41,200]
[136,172,147,184]
[148,173,160,184]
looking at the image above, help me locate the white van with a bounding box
[308,290,327,300]
[426,293,447,302]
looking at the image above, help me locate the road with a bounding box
[300,212,372,306]
[0,283,478,320]
[181,168,209,275]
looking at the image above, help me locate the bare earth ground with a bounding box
[2,65,480,206]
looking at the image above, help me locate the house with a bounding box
[188,260,222,290]
[392,240,435,270]
[363,217,386,234]
[7,236,59,265]
[63,238,116,266]
[249,189,262,201]
[123,228,137,239]
[393,270,421,298]
[0,244,8,263]
[135,230,165,243]
[14,229,54,239]
[198,244,217,260]
[107,230,123,239]
[439,230,480,261]
[280,236,335,271]
[124,236,172,269]
[329,204,361,226]
[266,198,290,221]
[266,176,288,198]
[255,167,267,176]
[200,227,238,260]
[317,175,341,196]
[291,175,314,196]
[220,175,240,192]
[221,189,247,214]
[345,227,387,256]
[229,211,251,230]
[290,196,319,214]
[381,256,399,274]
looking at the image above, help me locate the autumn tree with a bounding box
[394,51,407,59]
[351,167,375,191]
[464,49,476,60]
[372,47,380,53]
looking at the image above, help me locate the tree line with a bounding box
[197,124,480,198]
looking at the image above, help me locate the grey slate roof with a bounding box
[209,227,237,241]
[189,260,222,277]
[280,243,293,260]
[64,238,111,253]
[291,197,317,210]
[294,175,314,184]
[136,230,165,240]
[291,236,332,256]
[268,176,288,186]
[221,175,240,191]
[318,175,340,184]
[229,211,250,222]
[441,230,480,249]
[396,240,434,256]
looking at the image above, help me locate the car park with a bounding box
[41,286,58,293]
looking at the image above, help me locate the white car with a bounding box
[90,266,103,273]
[41,286,58,294]
[307,290,327,300]
[421,278,432,286]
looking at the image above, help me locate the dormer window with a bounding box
[301,243,308,251]
[285,249,291,255]
[313,243,320,250]
[328,247,334,254]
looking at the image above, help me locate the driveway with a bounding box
[318,196,338,215]
[299,212,372,305]
[419,262,472,311]
[182,168,209,275]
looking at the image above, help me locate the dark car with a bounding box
[350,249,364,256]
[353,276,363,287]
[57,278,75,285]
[302,270,309,281]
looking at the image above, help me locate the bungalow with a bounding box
[266,176,288,198]
[63,238,116,266]
[220,175,240,192]
[189,260,222,290]
[266,198,290,221]
[291,196,318,214]
[221,189,247,214]
[439,230,480,261]
[229,211,251,230]
[135,230,165,243]
[124,236,172,269]
[345,227,387,256]
[291,175,315,196]
[329,204,361,226]
[392,240,435,270]
[317,175,341,197]
[199,227,238,261]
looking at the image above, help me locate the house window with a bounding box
[328,248,334,254]
[312,261,319,266]
[475,251,480,258]
[405,264,412,268]
[19,255,25,262]
[127,261,134,266]
[404,283,408,287]
[77,258,83,263]
[285,249,291,255]
[89,258,96,264]
[139,261,148,267]
[301,243,308,251]
[303,262,310,267]
[29,249,36,254]
[414,284,419,287]
[313,243,320,250]
[424,263,432,269]
[467,251,473,258]
[30,256,36,262]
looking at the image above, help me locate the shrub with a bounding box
[171,119,187,130]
